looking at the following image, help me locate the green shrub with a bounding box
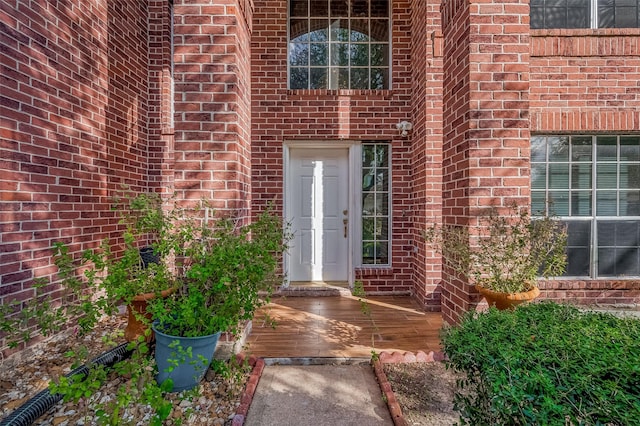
[442,302,640,425]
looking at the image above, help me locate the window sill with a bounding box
[286,89,394,99]
[531,28,640,37]
[355,266,394,277]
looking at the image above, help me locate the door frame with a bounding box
[283,141,359,287]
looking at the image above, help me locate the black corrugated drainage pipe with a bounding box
[0,342,133,426]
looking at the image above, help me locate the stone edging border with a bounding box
[231,354,264,426]
[373,351,447,426]
[230,351,447,426]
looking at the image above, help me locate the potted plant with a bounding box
[81,192,178,341]
[424,205,567,309]
[148,206,290,392]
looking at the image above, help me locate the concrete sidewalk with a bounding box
[244,362,393,426]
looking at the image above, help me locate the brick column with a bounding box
[173,0,253,221]
[441,0,531,324]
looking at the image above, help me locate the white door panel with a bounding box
[289,148,349,282]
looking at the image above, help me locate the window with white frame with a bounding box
[531,135,640,278]
[288,0,390,90]
[362,143,390,265]
[531,0,640,29]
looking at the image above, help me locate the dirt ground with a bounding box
[383,361,461,426]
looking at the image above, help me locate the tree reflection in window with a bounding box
[362,143,390,265]
[289,0,390,89]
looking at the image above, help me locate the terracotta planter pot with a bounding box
[475,285,540,310]
[124,288,175,342]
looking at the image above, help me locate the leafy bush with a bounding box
[424,205,567,293]
[442,302,640,425]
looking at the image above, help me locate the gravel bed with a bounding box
[0,314,249,426]
[383,361,461,426]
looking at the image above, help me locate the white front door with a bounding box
[288,148,349,282]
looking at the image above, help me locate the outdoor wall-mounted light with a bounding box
[396,120,413,137]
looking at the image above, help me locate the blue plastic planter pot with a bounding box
[152,323,221,392]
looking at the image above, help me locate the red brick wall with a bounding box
[441,0,531,324]
[173,0,252,220]
[530,29,640,132]
[0,0,171,354]
[410,0,444,310]
[530,28,640,305]
[251,0,419,294]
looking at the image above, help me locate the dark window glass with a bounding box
[598,0,640,28]
[530,0,590,29]
[534,135,640,279]
[288,0,389,89]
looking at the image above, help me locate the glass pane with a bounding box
[370,19,389,42]
[290,67,308,89]
[371,68,388,89]
[531,163,547,189]
[362,193,375,215]
[548,163,569,189]
[362,242,375,264]
[531,136,547,163]
[310,67,328,88]
[571,136,592,161]
[352,0,369,17]
[548,191,569,216]
[350,44,369,66]
[329,67,349,89]
[330,0,348,16]
[370,43,388,66]
[620,136,640,162]
[620,191,640,216]
[291,0,309,17]
[620,164,640,189]
[310,43,328,65]
[598,6,615,27]
[548,136,569,162]
[351,19,370,41]
[563,220,591,277]
[567,5,589,28]
[351,68,369,89]
[309,19,329,41]
[362,217,375,240]
[596,164,617,189]
[290,19,310,42]
[371,0,388,17]
[598,248,640,276]
[363,169,375,191]
[549,7,569,28]
[531,191,546,215]
[596,191,617,215]
[597,136,617,161]
[530,7,544,29]
[376,192,388,215]
[375,145,389,166]
[330,19,349,41]
[571,164,592,189]
[571,191,592,216]
[330,43,349,66]
[376,242,389,264]
[615,7,638,28]
[565,247,591,276]
[310,0,329,17]
[566,220,591,247]
[376,217,388,239]
[290,43,309,66]
[598,220,640,247]
[374,170,389,191]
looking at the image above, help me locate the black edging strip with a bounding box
[1,342,133,426]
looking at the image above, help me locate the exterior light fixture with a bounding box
[396,120,413,137]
